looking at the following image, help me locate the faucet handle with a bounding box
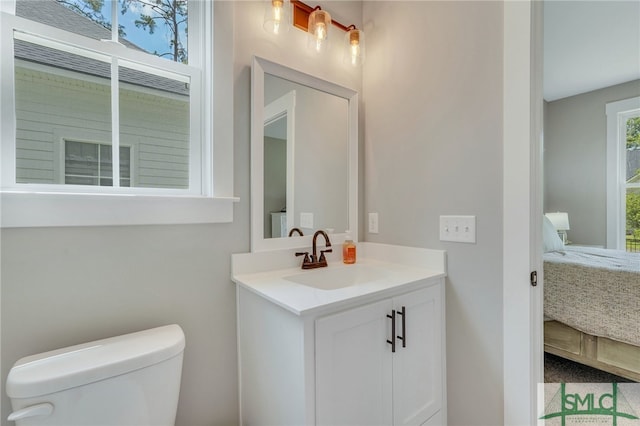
[319,248,333,262]
[295,251,311,265]
[318,249,333,266]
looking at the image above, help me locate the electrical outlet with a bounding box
[300,212,314,229]
[369,212,379,234]
[439,215,476,243]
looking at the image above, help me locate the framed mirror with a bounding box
[251,56,358,252]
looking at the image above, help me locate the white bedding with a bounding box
[544,245,640,271]
[543,245,640,346]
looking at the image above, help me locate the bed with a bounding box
[543,243,640,381]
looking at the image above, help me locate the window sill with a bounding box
[0,191,239,228]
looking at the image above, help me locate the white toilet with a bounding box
[6,324,185,426]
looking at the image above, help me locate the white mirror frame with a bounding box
[251,56,358,252]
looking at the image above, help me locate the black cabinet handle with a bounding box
[397,306,406,348]
[386,310,396,353]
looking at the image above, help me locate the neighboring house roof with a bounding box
[16,0,142,50]
[14,0,188,96]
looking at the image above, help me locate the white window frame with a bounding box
[0,0,237,227]
[606,96,640,249]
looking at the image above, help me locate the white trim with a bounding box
[606,96,640,249]
[530,0,545,415]
[503,1,540,424]
[0,192,236,227]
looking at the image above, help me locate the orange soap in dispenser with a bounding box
[342,230,356,264]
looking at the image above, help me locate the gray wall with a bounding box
[363,2,504,425]
[544,79,640,246]
[1,224,244,425]
[263,136,287,238]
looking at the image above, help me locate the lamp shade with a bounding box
[545,212,570,231]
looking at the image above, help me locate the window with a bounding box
[64,141,131,187]
[625,115,640,252]
[1,1,236,226]
[606,96,640,251]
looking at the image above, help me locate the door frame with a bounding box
[503,1,544,424]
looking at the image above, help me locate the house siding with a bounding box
[15,66,189,188]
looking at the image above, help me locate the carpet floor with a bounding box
[544,353,636,383]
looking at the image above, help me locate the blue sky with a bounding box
[75,0,187,60]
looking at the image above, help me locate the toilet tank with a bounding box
[6,324,185,426]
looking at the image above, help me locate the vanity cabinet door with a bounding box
[392,285,442,426]
[315,283,443,426]
[315,298,394,425]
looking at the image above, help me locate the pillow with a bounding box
[543,215,565,252]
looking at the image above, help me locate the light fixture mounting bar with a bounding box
[291,0,352,32]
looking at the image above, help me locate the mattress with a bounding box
[543,246,640,346]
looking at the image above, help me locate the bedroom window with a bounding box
[626,116,640,252]
[606,96,640,251]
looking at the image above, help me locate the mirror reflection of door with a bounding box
[264,91,295,238]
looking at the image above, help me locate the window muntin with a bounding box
[4,0,202,195]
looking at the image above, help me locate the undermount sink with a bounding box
[284,265,387,290]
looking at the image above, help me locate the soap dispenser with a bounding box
[342,231,356,264]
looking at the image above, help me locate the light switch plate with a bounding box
[368,212,379,234]
[439,215,476,243]
[300,212,314,229]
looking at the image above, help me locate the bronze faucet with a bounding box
[295,230,332,269]
[288,228,304,237]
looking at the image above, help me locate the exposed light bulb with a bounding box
[272,0,283,34]
[344,28,364,66]
[350,41,360,66]
[314,23,326,51]
[264,0,289,35]
[307,9,330,53]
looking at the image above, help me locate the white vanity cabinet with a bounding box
[236,277,446,426]
[315,285,443,425]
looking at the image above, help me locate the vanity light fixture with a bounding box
[307,7,331,52]
[264,0,290,35]
[344,25,364,66]
[263,0,365,65]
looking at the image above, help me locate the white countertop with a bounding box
[232,242,447,316]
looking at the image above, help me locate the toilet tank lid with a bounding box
[6,324,185,399]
